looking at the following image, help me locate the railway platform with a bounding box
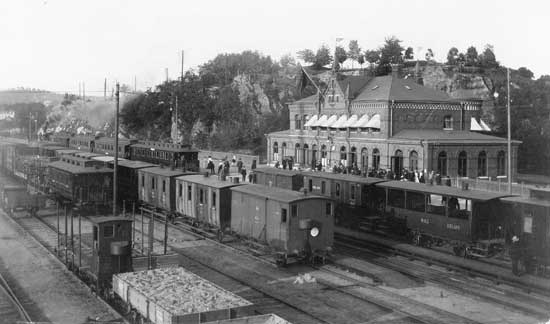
[0,208,123,324]
[335,227,550,293]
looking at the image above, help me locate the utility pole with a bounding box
[28,112,32,142]
[83,82,85,105]
[113,83,120,216]
[181,50,184,81]
[175,96,178,142]
[134,76,137,92]
[507,68,512,194]
[104,78,107,100]
[165,68,169,82]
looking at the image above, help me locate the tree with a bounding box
[364,49,380,64]
[465,46,479,66]
[425,49,434,61]
[479,44,498,68]
[377,36,404,75]
[404,47,414,60]
[280,53,296,68]
[517,67,534,79]
[446,47,459,65]
[357,54,365,69]
[314,45,333,69]
[297,49,315,64]
[335,45,347,65]
[347,40,361,68]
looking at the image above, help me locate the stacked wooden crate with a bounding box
[113,267,253,324]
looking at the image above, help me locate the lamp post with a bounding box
[493,67,512,194]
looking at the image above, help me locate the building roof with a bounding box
[231,184,328,203]
[55,149,81,155]
[500,196,550,208]
[176,174,245,189]
[376,181,514,201]
[354,75,453,103]
[337,75,372,99]
[303,171,387,185]
[392,129,521,144]
[90,216,133,224]
[48,160,113,174]
[111,159,157,169]
[254,167,305,177]
[293,93,319,105]
[73,152,101,159]
[139,166,194,177]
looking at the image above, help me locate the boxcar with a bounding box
[53,148,81,158]
[175,174,244,230]
[377,181,512,256]
[38,143,66,158]
[69,134,96,151]
[138,166,196,212]
[130,141,199,171]
[51,133,71,147]
[108,159,156,205]
[230,184,334,261]
[0,185,29,211]
[500,196,550,271]
[48,157,113,205]
[253,167,304,191]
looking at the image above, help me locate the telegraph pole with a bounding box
[181,50,184,81]
[507,68,512,194]
[113,83,120,216]
[104,78,107,100]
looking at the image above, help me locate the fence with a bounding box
[442,177,545,197]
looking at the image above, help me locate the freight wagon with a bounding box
[138,167,197,212]
[109,159,156,205]
[253,167,304,191]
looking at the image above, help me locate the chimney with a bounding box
[390,64,400,78]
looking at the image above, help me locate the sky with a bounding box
[0,0,549,94]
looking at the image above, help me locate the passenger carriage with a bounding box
[377,181,513,257]
[94,137,137,158]
[130,141,199,172]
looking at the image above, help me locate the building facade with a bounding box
[266,67,520,180]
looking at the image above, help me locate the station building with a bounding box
[266,66,520,180]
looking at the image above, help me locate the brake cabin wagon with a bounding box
[230,184,334,264]
[175,174,244,230]
[253,167,304,191]
[109,159,156,205]
[377,181,512,256]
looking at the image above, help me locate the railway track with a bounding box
[0,267,33,323]
[335,232,550,320]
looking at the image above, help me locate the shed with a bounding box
[175,174,244,230]
[253,167,304,191]
[230,184,334,254]
[113,267,253,324]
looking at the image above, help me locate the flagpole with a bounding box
[507,67,512,194]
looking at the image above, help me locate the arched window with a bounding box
[295,143,301,164]
[458,151,467,177]
[312,144,318,166]
[281,142,287,157]
[409,151,418,171]
[361,148,368,171]
[340,146,347,162]
[497,151,506,176]
[477,151,487,177]
[294,114,301,130]
[393,150,404,176]
[303,144,309,166]
[303,115,309,129]
[350,147,357,166]
[372,148,380,170]
[443,115,453,129]
[437,151,447,176]
[321,145,327,158]
[273,141,278,154]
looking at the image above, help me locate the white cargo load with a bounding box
[113,267,253,324]
[203,314,292,324]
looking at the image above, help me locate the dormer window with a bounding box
[335,95,339,102]
[443,115,453,130]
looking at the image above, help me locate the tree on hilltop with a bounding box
[404,47,414,60]
[347,40,361,68]
[446,47,459,65]
[297,49,315,64]
[466,46,479,66]
[377,36,404,75]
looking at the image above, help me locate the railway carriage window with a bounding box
[178,184,182,197]
[199,189,204,204]
[448,198,471,220]
[326,202,332,216]
[103,225,114,238]
[321,181,326,194]
[426,194,446,215]
[281,208,287,223]
[350,185,355,200]
[308,179,313,192]
[291,205,297,217]
[141,175,145,187]
[187,185,192,201]
[212,192,216,208]
[93,226,98,241]
[388,189,405,208]
[162,180,166,193]
[335,183,340,197]
[151,177,155,189]
[406,191,425,212]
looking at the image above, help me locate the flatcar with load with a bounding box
[230,184,334,265]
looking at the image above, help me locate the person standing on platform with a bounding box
[510,236,522,276]
[282,159,287,170]
[241,167,247,182]
[237,158,243,174]
[207,157,215,174]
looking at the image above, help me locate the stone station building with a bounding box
[266,68,520,180]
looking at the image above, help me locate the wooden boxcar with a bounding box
[302,172,386,227]
[175,174,244,230]
[48,157,113,205]
[90,216,133,289]
[0,184,28,211]
[230,184,334,258]
[500,195,550,271]
[38,143,66,158]
[108,159,156,205]
[130,141,199,171]
[51,133,71,147]
[94,137,137,158]
[138,166,196,212]
[69,134,96,151]
[253,167,304,191]
[377,181,512,256]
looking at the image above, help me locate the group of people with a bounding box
[206,156,255,182]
